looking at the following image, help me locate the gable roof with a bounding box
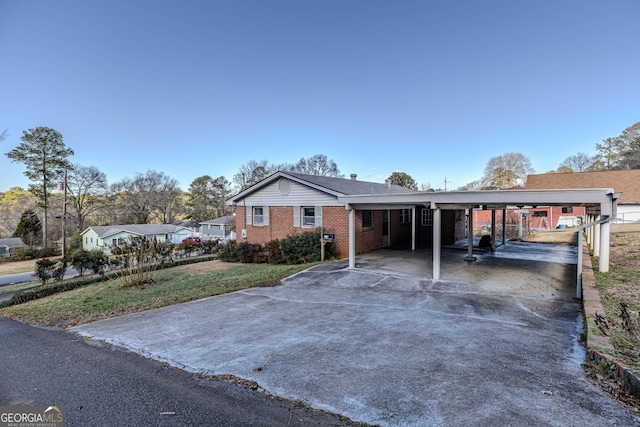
[200,215,235,226]
[228,171,415,204]
[81,224,191,239]
[0,238,27,249]
[525,170,640,204]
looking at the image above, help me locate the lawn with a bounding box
[593,223,640,369]
[0,258,39,276]
[0,260,315,327]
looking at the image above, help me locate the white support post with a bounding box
[348,208,355,269]
[490,209,496,251]
[599,219,610,273]
[502,208,506,245]
[593,219,601,257]
[411,206,416,251]
[433,207,441,280]
[465,208,476,261]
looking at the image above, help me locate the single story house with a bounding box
[526,170,640,223]
[81,224,193,254]
[0,237,27,257]
[227,171,467,259]
[200,215,235,241]
[229,171,619,287]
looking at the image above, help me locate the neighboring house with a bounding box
[81,224,193,254]
[0,237,27,258]
[200,215,235,241]
[525,170,640,223]
[472,203,586,233]
[227,171,467,258]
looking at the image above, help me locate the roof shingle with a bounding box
[525,170,640,204]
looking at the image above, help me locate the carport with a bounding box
[338,188,619,285]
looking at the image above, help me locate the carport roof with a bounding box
[338,188,619,215]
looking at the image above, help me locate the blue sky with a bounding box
[1,0,638,193]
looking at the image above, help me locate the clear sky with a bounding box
[1,0,638,193]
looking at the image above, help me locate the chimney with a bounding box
[350,173,357,181]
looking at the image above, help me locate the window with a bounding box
[303,207,316,227]
[421,209,432,226]
[362,210,373,228]
[253,207,264,225]
[532,211,548,217]
[562,207,573,214]
[400,209,411,224]
[111,238,117,246]
[246,205,269,226]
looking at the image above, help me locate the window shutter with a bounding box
[315,206,322,227]
[263,205,270,225]
[293,206,301,227]
[246,206,252,225]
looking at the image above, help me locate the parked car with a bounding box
[182,237,201,243]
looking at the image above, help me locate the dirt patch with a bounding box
[522,228,578,244]
[173,259,240,273]
[0,259,37,276]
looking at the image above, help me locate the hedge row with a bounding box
[216,230,332,264]
[0,254,216,309]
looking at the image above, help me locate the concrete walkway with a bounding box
[72,243,640,426]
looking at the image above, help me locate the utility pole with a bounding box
[62,170,68,259]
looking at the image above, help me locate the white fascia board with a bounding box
[339,188,617,210]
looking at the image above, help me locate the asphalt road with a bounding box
[0,317,355,426]
[0,268,79,286]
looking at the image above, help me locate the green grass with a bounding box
[0,261,316,327]
[594,266,640,369]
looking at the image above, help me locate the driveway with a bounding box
[72,244,640,426]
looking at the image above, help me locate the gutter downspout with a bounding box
[577,216,609,299]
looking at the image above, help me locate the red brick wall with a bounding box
[236,205,353,258]
[234,205,388,259]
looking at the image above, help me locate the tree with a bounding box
[288,154,341,177]
[186,175,232,221]
[112,170,182,224]
[0,187,37,238]
[593,122,640,170]
[557,152,595,173]
[66,164,110,231]
[13,209,42,246]
[5,127,74,247]
[618,122,640,169]
[233,159,276,190]
[482,152,534,189]
[387,171,418,190]
[0,129,7,142]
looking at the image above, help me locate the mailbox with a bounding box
[322,233,335,241]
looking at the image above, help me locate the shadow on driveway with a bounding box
[72,245,640,426]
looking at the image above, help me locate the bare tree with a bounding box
[112,170,182,224]
[66,164,110,231]
[288,154,341,177]
[558,152,595,172]
[482,152,534,189]
[233,159,276,190]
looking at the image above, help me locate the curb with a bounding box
[582,245,640,398]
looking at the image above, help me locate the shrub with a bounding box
[34,258,57,286]
[217,231,331,265]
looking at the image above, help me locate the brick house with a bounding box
[226,171,465,258]
[525,170,640,223]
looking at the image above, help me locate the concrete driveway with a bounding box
[72,243,640,426]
